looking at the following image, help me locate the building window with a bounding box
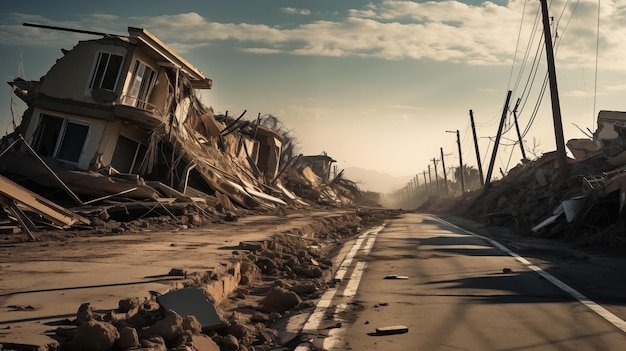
[126,60,156,109]
[89,52,124,91]
[32,114,90,164]
[111,135,146,174]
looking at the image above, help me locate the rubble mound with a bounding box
[425,152,626,253]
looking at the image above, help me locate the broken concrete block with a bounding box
[68,320,120,351]
[156,287,227,331]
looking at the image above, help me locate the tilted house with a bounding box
[2,26,289,209]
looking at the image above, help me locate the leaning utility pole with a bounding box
[469,110,484,186]
[422,171,428,194]
[440,147,449,197]
[540,0,568,177]
[512,98,527,160]
[485,90,513,189]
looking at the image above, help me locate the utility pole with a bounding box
[540,0,568,177]
[432,158,440,196]
[414,175,420,192]
[469,110,484,186]
[427,165,433,195]
[512,98,527,160]
[422,171,427,195]
[446,129,465,194]
[440,147,449,197]
[456,130,465,193]
[485,90,513,189]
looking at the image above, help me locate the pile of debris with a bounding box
[19,208,395,351]
[0,24,370,240]
[431,110,626,252]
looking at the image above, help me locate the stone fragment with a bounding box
[182,315,202,334]
[140,336,167,351]
[68,320,119,351]
[143,309,183,341]
[260,286,302,313]
[191,334,221,351]
[222,334,239,350]
[75,302,93,324]
[118,297,143,313]
[118,327,140,349]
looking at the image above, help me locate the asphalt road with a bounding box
[307,212,626,351]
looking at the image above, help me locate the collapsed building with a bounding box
[0,25,361,238]
[437,110,626,250]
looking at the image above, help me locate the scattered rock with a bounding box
[182,315,202,335]
[118,327,140,349]
[143,309,183,341]
[67,320,120,351]
[118,297,143,313]
[260,286,302,313]
[222,334,239,350]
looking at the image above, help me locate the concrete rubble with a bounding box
[430,110,626,252]
[0,23,392,351]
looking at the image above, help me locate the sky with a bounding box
[0,0,624,191]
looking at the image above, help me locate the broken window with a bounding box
[89,51,124,91]
[125,60,156,109]
[31,114,90,164]
[111,135,146,174]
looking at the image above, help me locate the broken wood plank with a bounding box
[375,325,409,335]
[0,175,90,228]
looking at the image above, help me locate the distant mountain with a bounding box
[342,167,412,194]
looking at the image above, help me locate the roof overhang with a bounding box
[127,27,212,89]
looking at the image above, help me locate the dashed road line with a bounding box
[300,225,384,335]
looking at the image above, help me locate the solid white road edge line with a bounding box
[434,216,626,334]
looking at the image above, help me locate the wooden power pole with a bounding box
[469,110,484,186]
[440,147,449,197]
[485,90,513,189]
[540,0,568,177]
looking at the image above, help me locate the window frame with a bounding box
[126,59,156,109]
[31,113,91,165]
[88,51,125,92]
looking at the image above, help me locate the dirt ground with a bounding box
[0,205,400,351]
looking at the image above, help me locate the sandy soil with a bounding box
[0,205,399,350]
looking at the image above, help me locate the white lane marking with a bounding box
[343,261,367,297]
[435,216,626,334]
[322,303,350,350]
[335,226,383,281]
[301,225,384,334]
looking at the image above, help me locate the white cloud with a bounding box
[2,0,626,70]
[280,7,311,16]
